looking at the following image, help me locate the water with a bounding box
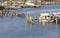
[0,4,60,38]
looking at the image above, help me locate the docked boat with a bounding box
[53,12,60,23]
[53,12,60,18]
[38,13,55,23]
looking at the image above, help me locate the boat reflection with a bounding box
[27,20,34,28]
[39,22,54,27]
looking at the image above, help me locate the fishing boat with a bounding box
[38,13,55,23]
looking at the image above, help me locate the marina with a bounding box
[0,2,60,38]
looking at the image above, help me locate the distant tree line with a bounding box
[45,0,54,1]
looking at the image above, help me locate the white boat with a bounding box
[39,13,55,23]
[27,16,34,24]
[53,12,60,23]
[53,12,60,18]
[25,1,35,6]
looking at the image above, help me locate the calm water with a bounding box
[0,4,60,38]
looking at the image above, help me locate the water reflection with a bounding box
[27,23,33,29]
[56,24,60,38]
[0,16,3,19]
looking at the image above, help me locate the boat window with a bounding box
[45,16,46,18]
[47,16,50,17]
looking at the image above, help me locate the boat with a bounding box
[53,12,60,23]
[16,12,25,17]
[25,1,35,7]
[53,12,60,18]
[27,16,34,24]
[25,1,40,8]
[38,13,55,23]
